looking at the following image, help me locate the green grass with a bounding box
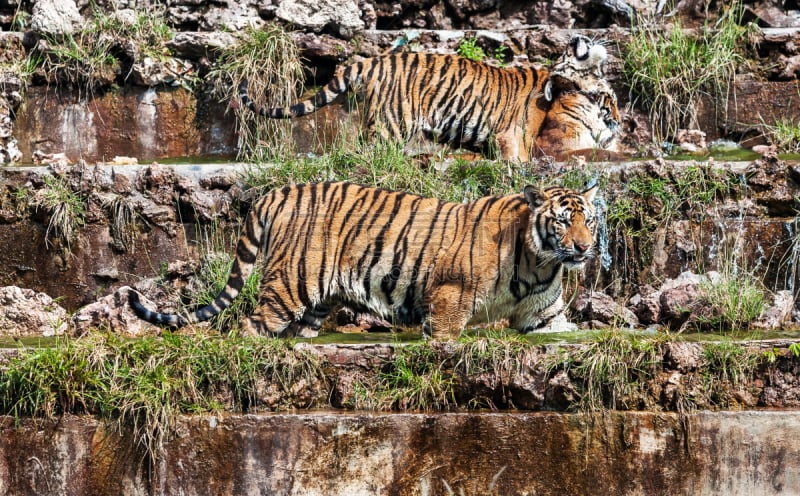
[239,126,569,205]
[763,119,800,153]
[349,343,456,411]
[208,24,305,161]
[622,1,751,142]
[0,333,324,461]
[31,174,86,250]
[554,329,664,411]
[697,261,767,332]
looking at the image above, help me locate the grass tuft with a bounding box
[208,24,305,161]
[0,333,324,462]
[31,174,86,250]
[622,2,750,142]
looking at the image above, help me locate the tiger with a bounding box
[534,77,621,157]
[238,35,619,161]
[129,181,598,340]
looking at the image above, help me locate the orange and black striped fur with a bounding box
[239,35,619,161]
[129,182,598,339]
[536,77,620,157]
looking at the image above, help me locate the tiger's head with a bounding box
[538,70,620,155]
[524,185,598,270]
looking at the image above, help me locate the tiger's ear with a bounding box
[524,185,547,209]
[544,80,554,102]
[581,184,599,203]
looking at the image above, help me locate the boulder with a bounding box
[571,289,639,327]
[275,0,366,39]
[751,290,795,330]
[0,286,68,337]
[72,286,160,337]
[166,32,238,60]
[30,0,84,35]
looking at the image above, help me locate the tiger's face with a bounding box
[524,185,599,270]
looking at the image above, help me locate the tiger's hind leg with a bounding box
[284,303,334,337]
[240,289,301,337]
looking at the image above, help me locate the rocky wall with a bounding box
[1,410,800,495]
[0,0,800,164]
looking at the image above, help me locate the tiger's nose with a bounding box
[575,242,591,253]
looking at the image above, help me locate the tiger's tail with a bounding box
[239,69,351,119]
[129,200,268,328]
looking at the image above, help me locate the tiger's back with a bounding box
[130,182,598,339]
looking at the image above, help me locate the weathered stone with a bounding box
[2,411,800,495]
[72,285,160,337]
[571,289,639,327]
[30,0,83,35]
[275,0,365,39]
[675,128,707,153]
[0,285,68,336]
[658,272,707,329]
[130,57,196,87]
[751,289,795,330]
[664,341,703,373]
[629,285,661,325]
[198,1,263,31]
[166,31,238,60]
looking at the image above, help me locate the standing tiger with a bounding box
[239,35,619,161]
[129,182,598,340]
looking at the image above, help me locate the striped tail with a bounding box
[129,204,267,328]
[238,73,350,119]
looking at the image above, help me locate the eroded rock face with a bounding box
[571,289,639,328]
[0,285,68,336]
[72,286,159,337]
[30,0,84,35]
[276,0,366,39]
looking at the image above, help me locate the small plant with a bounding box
[696,245,767,332]
[555,329,663,411]
[763,119,800,153]
[622,2,750,141]
[457,37,488,62]
[456,37,509,65]
[31,174,86,250]
[703,340,759,386]
[699,273,766,331]
[208,24,305,161]
[350,344,455,411]
[104,195,138,252]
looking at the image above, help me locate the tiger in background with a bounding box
[535,76,620,158]
[129,182,598,340]
[238,35,620,161]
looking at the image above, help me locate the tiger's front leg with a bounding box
[240,287,298,337]
[509,296,565,333]
[425,285,474,340]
